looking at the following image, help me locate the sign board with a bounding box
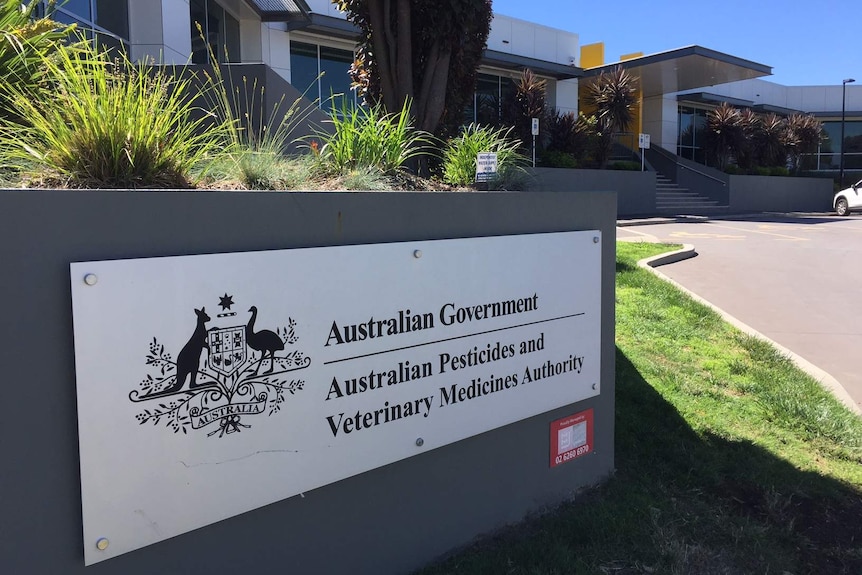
[550,409,594,467]
[638,133,651,149]
[531,117,540,136]
[475,152,498,182]
[71,231,602,564]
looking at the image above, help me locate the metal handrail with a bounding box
[677,163,727,186]
[648,144,727,186]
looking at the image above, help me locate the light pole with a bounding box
[840,78,855,187]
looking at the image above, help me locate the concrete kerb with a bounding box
[637,248,862,416]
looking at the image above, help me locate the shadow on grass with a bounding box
[417,348,862,574]
[611,347,861,573]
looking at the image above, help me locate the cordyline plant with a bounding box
[584,66,638,168]
[704,102,744,170]
[507,68,547,150]
[784,113,823,174]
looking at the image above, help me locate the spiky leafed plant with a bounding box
[735,108,761,169]
[585,66,638,168]
[505,68,547,150]
[784,113,823,174]
[0,0,74,123]
[754,113,788,168]
[546,110,594,163]
[704,103,744,170]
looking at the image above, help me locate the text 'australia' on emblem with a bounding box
[129,293,311,438]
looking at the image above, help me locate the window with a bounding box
[464,73,518,126]
[290,41,357,113]
[677,105,708,164]
[191,0,241,64]
[42,0,129,53]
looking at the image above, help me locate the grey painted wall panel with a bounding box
[728,175,833,212]
[0,190,616,575]
[528,168,653,216]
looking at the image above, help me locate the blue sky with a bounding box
[490,0,858,87]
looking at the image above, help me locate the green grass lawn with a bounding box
[416,242,862,575]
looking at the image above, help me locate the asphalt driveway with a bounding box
[618,213,862,412]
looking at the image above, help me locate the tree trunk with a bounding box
[395,0,412,105]
[418,49,451,133]
[367,0,396,111]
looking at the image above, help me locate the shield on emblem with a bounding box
[207,326,247,377]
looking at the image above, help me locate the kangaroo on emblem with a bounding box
[162,307,210,393]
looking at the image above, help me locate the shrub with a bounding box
[0,38,229,187]
[313,99,434,175]
[539,149,578,169]
[505,68,547,150]
[441,123,527,188]
[769,166,790,177]
[546,110,594,162]
[608,160,642,171]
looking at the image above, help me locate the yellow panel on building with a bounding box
[580,42,605,69]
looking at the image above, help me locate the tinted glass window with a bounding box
[319,45,354,112]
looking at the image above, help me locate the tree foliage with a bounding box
[334,0,492,136]
[584,66,638,168]
[703,104,823,174]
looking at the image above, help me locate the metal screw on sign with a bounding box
[593,237,600,244]
[413,250,422,259]
[84,273,98,286]
[415,438,424,447]
[96,538,109,551]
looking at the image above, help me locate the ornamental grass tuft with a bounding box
[0,36,228,188]
[441,123,528,188]
[312,99,435,176]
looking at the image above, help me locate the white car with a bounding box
[834,179,862,216]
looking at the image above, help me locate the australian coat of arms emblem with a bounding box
[129,294,310,438]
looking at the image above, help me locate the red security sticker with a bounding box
[550,408,594,467]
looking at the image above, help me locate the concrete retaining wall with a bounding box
[0,189,616,575]
[528,167,655,216]
[729,175,833,212]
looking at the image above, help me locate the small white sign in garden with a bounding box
[476,152,498,182]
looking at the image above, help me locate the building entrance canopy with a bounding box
[585,46,771,98]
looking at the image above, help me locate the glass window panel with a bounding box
[190,0,208,64]
[94,0,129,39]
[679,109,694,147]
[223,9,240,63]
[475,74,501,126]
[61,0,92,20]
[290,42,320,101]
[319,45,354,112]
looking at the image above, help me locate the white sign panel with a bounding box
[71,231,602,564]
[475,151,498,182]
[638,133,651,149]
[531,117,540,135]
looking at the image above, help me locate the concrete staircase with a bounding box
[655,173,724,214]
